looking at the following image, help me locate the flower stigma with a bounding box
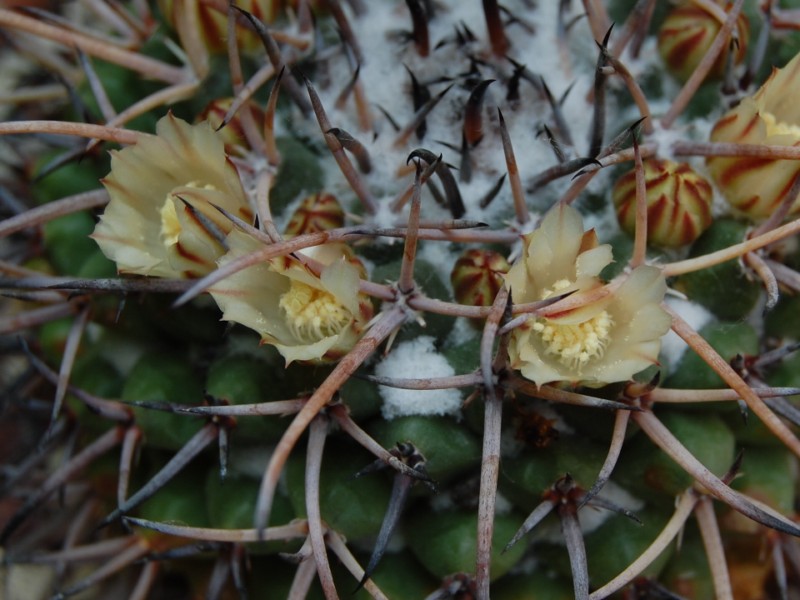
[532,279,613,370]
[279,280,351,342]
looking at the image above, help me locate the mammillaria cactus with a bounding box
[3,1,800,599]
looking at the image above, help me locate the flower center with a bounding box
[533,279,613,369]
[279,280,351,342]
[762,112,800,138]
[159,181,218,246]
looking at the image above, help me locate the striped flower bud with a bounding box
[658,1,748,82]
[450,249,510,307]
[284,193,345,237]
[707,51,800,219]
[92,113,253,278]
[612,158,713,247]
[157,0,282,54]
[197,98,265,155]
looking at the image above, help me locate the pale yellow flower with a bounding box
[707,51,800,219]
[504,205,671,387]
[209,230,374,364]
[92,113,253,278]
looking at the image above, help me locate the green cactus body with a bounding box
[7,1,800,598]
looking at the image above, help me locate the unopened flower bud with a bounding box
[197,98,265,155]
[450,249,510,307]
[658,1,748,82]
[157,0,282,53]
[707,51,800,219]
[612,158,713,247]
[284,193,345,237]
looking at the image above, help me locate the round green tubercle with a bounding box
[722,352,800,445]
[442,332,481,374]
[766,350,800,407]
[248,556,325,599]
[32,151,108,205]
[367,415,481,483]
[204,470,299,555]
[492,571,574,600]
[582,505,674,587]
[137,465,210,528]
[500,434,607,509]
[674,220,760,321]
[133,295,226,345]
[285,441,391,541]
[37,317,75,363]
[615,410,735,503]
[660,526,715,600]
[205,354,288,442]
[75,248,117,279]
[352,551,438,600]
[765,294,800,340]
[270,136,325,212]
[664,321,759,391]
[122,352,204,451]
[66,355,124,432]
[404,509,525,581]
[731,446,797,516]
[340,376,383,420]
[76,59,160,133]
[43,212,101,276]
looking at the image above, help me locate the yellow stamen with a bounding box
[160,198,181,246]
[762,112,800,138]
[159,181,219,247]
[533,278,613,369]
[279,280,351,342]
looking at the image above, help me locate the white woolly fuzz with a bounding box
[376,336,463,419]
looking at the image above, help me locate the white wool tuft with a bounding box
[377,336,463,419]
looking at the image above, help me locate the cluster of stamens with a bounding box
[532,279,613,369]
[279,280,351,342]
[762,112,800,137]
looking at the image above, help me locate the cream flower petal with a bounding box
[623,304,674,343]
[612,266,669,314]
[505,259,532,305]
[274,336,341,365]
[321,258,361,315]
[526,204,584,288]
[92,113,252,278]
[575,244,613,279]
[511,332,569,386]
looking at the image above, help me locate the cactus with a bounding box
[3,1,800,599]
